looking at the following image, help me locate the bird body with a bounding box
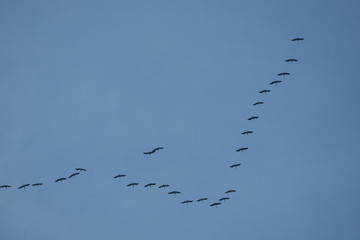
[32,183,43,187]
[143,147,164,156]
[285,58,298,63]
[270,80,282,85]
[210,202,221,207]
[241,131,253,135]
[75,168,86,172]
[181,200,193,204]
[230,163,241,168]
[259,89,271,94]
[18,184,30,189]
[0,185,11,189]
[197,198,208,202]
[219,197,230,201]
[291,37,304,42]
[253,101,264,106]
[236,147,248,152]
[68,172,80,178]
[158,184,169,189]
[168,191,181,195]
[248,116,259,120]
[277,72,290,77]
[144,183,156,188]
[127,183,139,187]
[114,174,126,179]
[55,178,66,183]
[225,190,236,194]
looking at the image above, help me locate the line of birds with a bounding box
[1,37,304,208]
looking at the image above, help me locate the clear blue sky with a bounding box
[1,1,360,239]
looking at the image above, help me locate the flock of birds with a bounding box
[0,37,304,207]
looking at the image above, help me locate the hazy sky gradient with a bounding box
[1,1,360,239]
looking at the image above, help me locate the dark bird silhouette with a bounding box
[277,72,290,77]
[143,147,164,156]
[291,37,304,42]
[158,184,170,189]
[18,184,30,189]
[225,190,236,194]
[230,163,241,168]
[114,174,126,179]
[259,89,271,94]
[236,147,248,152]
[219,197,230,201]
[181,200,193,204]
[144,183,156,188]
[55,178,66,183]
[285,58,298,63]
[210,202,221,207]
[248,116,259,120]
[253,101,264,106]
[75,168,86,172]
[270,80,282,85]
[68,172,80,179]
[0,185,11,189]
[197,198,208,202]
[241,131,253,135]
[32,183,43,187]
[168,191,181,195]
[127,183,139,187]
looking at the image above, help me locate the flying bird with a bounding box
[168,191,181,195]
[253,101,264,106]
[241,131,253,135]
[55,178,66,183]
[219,197,230,201]
[143,147,164,156]
[259,89,271,94]
[248,116,259,121]
[181,200,193,204]
[127,183,139,187]
[32,183,43,187]
[68,172,80,179]
[18,184,30,189]
[285,58,298,63]
[270,80,282,85]
[114,174,126,179]
[197,198,208,202]
[291,37,304,42]
[210,202,221,207]
[230,163,241,168]
[144,183,156,188]
[236,147,248,152]
[225,190,236,194]
[158,184,170,189]
[0,185,11,189]
[75,168,87,172]
[277,72,290,77]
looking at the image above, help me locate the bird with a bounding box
[158,184,170,189]
[285,58,298,63]
[225,190,236,194]
[291,37,304,42]
[0,185,11,189]
[168,191,181,195]
[270,80,282,85]
[248,116,259,120]
[143,147,164,156]
[181,200,193,204]
[210,202,221,207]
[18,184,30,189]
[241,131,253,135]
[144,183,156,188]
[259,89,271,94]
[127,183,139,187]
[32,183,43,187]
[55,178,66,183]
[253,101,264,106]
[114,174,126,179]
[75,168,87,172]
[230,163,241,168]
[277,72,290,77]
[197,198,208,202]
[236,147,248,152]
[219,197,230,201]
[68,172,80,179]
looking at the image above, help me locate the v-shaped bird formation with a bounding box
[0,37,304,208]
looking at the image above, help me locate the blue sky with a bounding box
[1,0,360,239]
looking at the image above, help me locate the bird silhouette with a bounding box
[236,147,248,152]
[32,183,43,187]
[18,184,30,189]
[181,200,193,204]
[127,183,139,187]
[225,189,236,194]
[168,191,181,195]
[277,72,290,77]
[144,183,156,188]
[253,101,264,106]
[197,198,208,202]
[285,58,298,63]
[230,163,241,168]
[68,172,80,179]
[158,184,170,189]
[210,202,221,207]
[291,37,304,42]
[248,116,259,120]
[0,185,11,189]
[219,197,230,201]
[114,174,126,179]
[55,178,66,183]
[75,168,86,172]
[143,147,164,156]
[270,80,282,85]
[241,131,253,135]
[259,89,271,94]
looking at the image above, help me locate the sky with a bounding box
[1,0,360,239]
